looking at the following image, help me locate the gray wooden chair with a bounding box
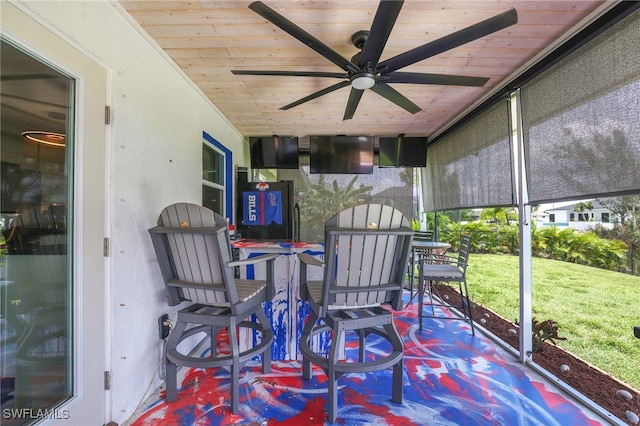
[148,203,277,414]
[298,204,413,422]
[418,233,474,334]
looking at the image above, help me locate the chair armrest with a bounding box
[227,253,278,267]
[419,255,456,266]
[149,225,223,235]
[418,252,455,260]
[298,252,325,300]
[419,254,464,264]
[168,280,226,291]
[298,252,325,268]
[228,253,278,300]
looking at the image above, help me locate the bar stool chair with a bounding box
[418,233,474,335]
[298,204,413,422]
[407,230,435,304]
[148,203,277,414]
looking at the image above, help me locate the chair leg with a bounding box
[302,354,312,380]
[301,311,318,380]
[165,358,178,402]
[418,276,424,331]
[228,318,240,414]
[383,321,404,404]
[165,318,188,402]
[255,308,272,373]
[327,366,338,423]
[460,280,475,335]
[406,251,416,307]
[327,328,343,423]
[358,329,366,362]
[210,324,219,358]
[392,357,404,404]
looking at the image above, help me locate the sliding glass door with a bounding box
[1,37,73,423]
[1,2,107,424]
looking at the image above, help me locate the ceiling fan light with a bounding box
[22,131,66,147]
[351,75,375,90]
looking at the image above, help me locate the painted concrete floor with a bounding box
[127,295,608,426]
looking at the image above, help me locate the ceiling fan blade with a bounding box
[280,80,351,110]
[343,88,365,120]
[232,70,345,79]
[249,1,358,74]
[370,83,421,114]
[378,9,518,74]
[359,0,404,68]
[385,72,489,86]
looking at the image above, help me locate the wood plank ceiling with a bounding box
[119,0,609,141]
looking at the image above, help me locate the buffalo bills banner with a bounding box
[242,190,283,225]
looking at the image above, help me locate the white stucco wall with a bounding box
[4,1,245,423]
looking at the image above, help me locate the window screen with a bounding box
[424,99,514,212]
[521,9,640,204]
[279,157,415,242]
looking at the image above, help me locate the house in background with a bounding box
[534,200,616,231]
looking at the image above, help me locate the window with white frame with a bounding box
[202,141,225,215]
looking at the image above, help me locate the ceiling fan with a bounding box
[232,1,518,120]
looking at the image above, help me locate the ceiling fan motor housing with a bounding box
[351,30,369,49]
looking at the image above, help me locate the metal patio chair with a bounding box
[298,204,413,422]
[148,203,277,414]
[418,233,474,335]
[407,230,435,304]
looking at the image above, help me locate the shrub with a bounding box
[531,318,567,353]
[439,222,628,273]
[514,317,568,353]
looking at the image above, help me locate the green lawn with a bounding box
[467,253,640,391]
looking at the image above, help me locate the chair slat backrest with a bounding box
[323,204,412,311]
[414,230,434,242]
[150,203,236,307]
[457,234,472,268]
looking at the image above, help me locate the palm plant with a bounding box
[300,175,373,242]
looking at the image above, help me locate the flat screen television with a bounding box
[250,136,299,169]
[309,136,374,174]
[378,136,427,167]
